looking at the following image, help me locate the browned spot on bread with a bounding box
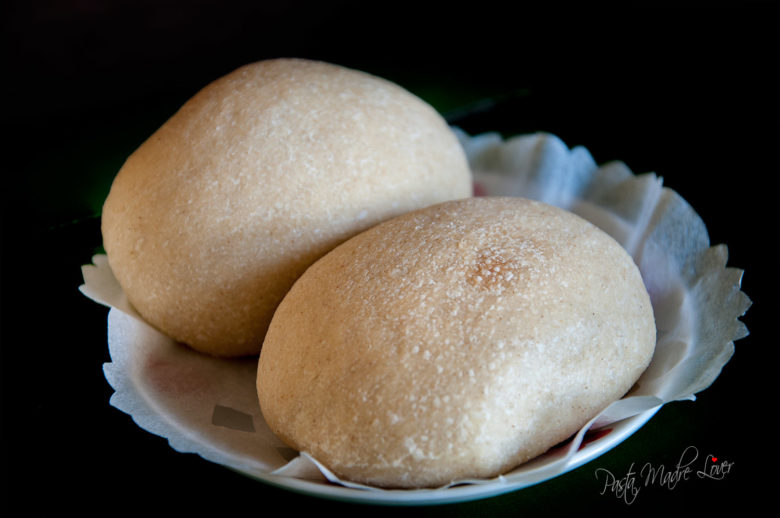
[466,241,546,294]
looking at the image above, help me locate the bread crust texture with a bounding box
[257,196,656,488]
[101,58,472,357]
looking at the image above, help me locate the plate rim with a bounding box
[233,405,662,506]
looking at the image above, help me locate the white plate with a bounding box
[83,131,748,506]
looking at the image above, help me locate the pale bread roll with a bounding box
[257,196,656,488]
[101,58,472,357]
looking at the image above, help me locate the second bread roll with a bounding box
[101,58,472,357]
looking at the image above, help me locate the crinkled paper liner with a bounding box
[79,130,751,503]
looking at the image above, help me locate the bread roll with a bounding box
[101,58,472,357]
[257,197,656,488]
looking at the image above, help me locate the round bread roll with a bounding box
[101,58,472,357]
[257,196,656,488]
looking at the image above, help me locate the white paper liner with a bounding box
[79,130,751,495]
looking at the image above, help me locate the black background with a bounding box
[2,1,777,515]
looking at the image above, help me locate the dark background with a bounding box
[2,1,777,515]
